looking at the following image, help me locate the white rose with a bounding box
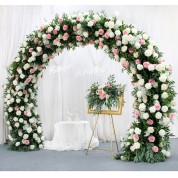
[133,52,139,58]
[149,106,156,113]
[155,112,162,119]
[93,14,100,21]
[159,74,167,82]
[129,128,134,134]
[139,103,146,111]
[39,144,43,149]
[115,30,121,36]
[163,117,170,125]
[136,91,142,98]
[145,83,152,90]
[6,94,11,99]
[20,74,25,79]
[153,82,158,88]
[161,92,168,99]
[13,80,18,86]
[27,127,32,133]
[130,145,135,152]
[20,106,25,111]
[115,20,122,27]
[37,126,42,133]
[161,84,168,90]
[159,129,166,137]
[156,64,165,72]
[30,145,35,150]
[120,57,126,63]
[121,46,127,52]
[133,142,140,149]
[167,76,173,82]
[142,95,147,103]
[15,57,20,62]
[83,31,89,38]
[144,49,152,57]
[109,31,114,38]
[116,40,121,46]
[148,64,154,71]
[36,47,42,52]
[55,25,60,31]
[41,136,45,141]
[165,151,171,157]
[42,34,47,39]
[23,63,30,70]
[142,33,148,40]
[13,117,18,122]
[108,21,115,28]
[32,52,37,57]
[15,142,20,146]
[16,98,21,103]
[16,110,21,116]
[19,118,24,123]
[47,26,53,32]
[17,68,22,74]
[33,133,37,139]
[15,122,20,128]
[137,64,143,71]
[18,91,23,96]
[77,23,81,29]
[87,21,94,27]
[8,107,13,112]
[132,28,137,34]
[23,134,29,139]
[161,106,168,112]
[135,42,141,49]
[147,127,154,133]
[135,128,141,135]
[153,94,159,100]
[143,113,149,119]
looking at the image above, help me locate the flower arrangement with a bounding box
[86,75,125,114]
[3,10,176,162]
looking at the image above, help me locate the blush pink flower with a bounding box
[73,26,77,31]
[24,110,28,116]
[46,34,51,39]
[58,18,63,22]
[143,62,150,68]
[76,35,82,41]
[40,26,44,30]
[53,29,57,35]
[152,49,155,54]
[107,84,111,88]
[122,61,129,68]
[135,110,140,119]
[169,113,175,119]
[29,48,33,53]
[34,38,38,44]
[123,29,128,35]
[129,48,134,53]
[168,65,173,71]
[63,33,69,39]
[101,92,107,99]
[135,59,141,64]
[38,51,43,55]
[115,36,120,40]
[23,90,27,95]
[133,134,139,142]
[98,29,104,35]
[54,37,60,43]
[153,64,157,69]
[76,16,81,21]
[63,25,68,31]
[148,136,155,142]
[99,42,104,47]
[140,39,145,45]
[97,90,103,95]
[25,77,31,83]
[104,32,110,39]
[149,79,155,85]
[15,106,19,111]
[147,119,154,125]
[23,140,30,145]
[38,65,43,70]
[152,146,159,153]
[89,40,94,45]
[158,57,163,63]
[113,49,119,55]
[155,104,161,111]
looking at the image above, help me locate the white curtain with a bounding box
[0,5,178,144]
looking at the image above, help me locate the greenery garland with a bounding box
[3,11,176,162]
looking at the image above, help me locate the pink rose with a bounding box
[38,65,43,70]
[101,92,106,99]
[63,25,68,31]
[107,84,111,88]
[63,33,69,39]
[97,90,103,95]
[153,64,157,69]
[133,134,139,142]
[147,119,154,125]
[23,140,30,145]
[158,57,163,63]
[54,37,60,43]
[140,39,145,45]
[58,18,63,22]
[24,110,28,116]
[152,146,159,153]
[104,32,110,39]
[76,36,82,41]
[76,16,80,21]
[53,29,57,35]
[99,42,104,47]
[143,62,150,68]
[129,48,134,53]
[135,59,141,64]
[15,106,19,111]
[29,48,33,53]
[149,79,155,85]
[73,26,77,31]
[115,36,120,40]
[46,34,51,39]
[89,40,94,45]
[98,29,104,35]
[168,65,173,71]
[155,104,161,111]
[23,90,27,95]
[113,49,118,55]
[148,136,155,142]
[135,110,139,119]
[123,29,128,35]
[38,51,43,55]
[169,113,175,119]
[122,61,129,68]
[25,77,31,83]
[34,38,38,44]
[40,26,44,30]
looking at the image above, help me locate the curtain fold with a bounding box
[0,5,178,144]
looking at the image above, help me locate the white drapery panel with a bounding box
[0,5,178,144]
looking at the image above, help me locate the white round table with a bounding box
[44,121,99,151]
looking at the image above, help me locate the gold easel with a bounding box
[86,94,124,159]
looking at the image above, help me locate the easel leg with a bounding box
[110,115,114,159]
[111,114,119,152]
[86,115,99,155]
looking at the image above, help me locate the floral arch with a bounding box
[3,11,176,163]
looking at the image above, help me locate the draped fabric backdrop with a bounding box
[0,5,178,144]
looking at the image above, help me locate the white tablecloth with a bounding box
[44,121,99,151]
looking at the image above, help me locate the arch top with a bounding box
[4,11,176,163]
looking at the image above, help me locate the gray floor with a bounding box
[0,139,178,171]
